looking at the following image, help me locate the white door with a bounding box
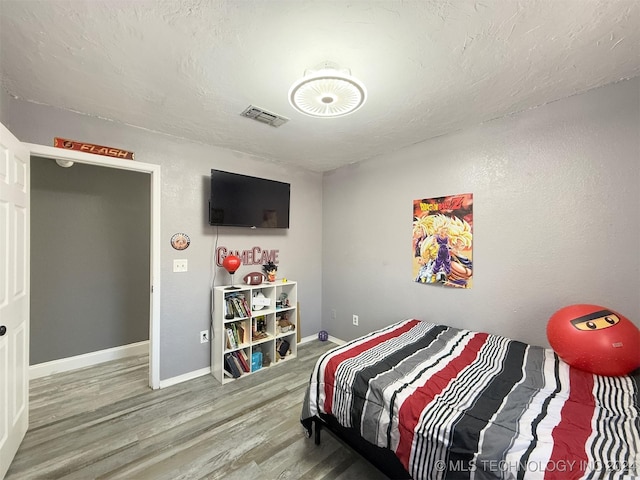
[0,123,30,479]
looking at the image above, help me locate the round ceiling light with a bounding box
[288,63,367,118]
[55,159,74,168]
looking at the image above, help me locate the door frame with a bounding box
[24,143,161,389]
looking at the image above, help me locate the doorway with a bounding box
[26,143,161,389]
[31,158,149,371]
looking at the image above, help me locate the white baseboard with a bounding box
[30,341,149,380]
[298,334,317,344]
[159,367,212,389]
[158,333,343,390]
[29,333,343,386]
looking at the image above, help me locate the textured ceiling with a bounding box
[1,0,638,172]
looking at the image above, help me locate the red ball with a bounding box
[222,255,241,274]
[547,304,640,376]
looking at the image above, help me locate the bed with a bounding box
[301,319,639,479]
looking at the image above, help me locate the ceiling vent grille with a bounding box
[241,105,289,127]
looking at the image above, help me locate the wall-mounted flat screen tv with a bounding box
[209,169,290,228]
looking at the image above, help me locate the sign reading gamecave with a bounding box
[216,246,278,267]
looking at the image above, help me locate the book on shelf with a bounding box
[231,297,242,317]
[235,298,245,317]
[235,322,245,344]
[238,348,250,364]
[224,293,253,318]
[225,295,242,318]
[226,328,237,349]
[227,322,245,346]
[233,350,250,372]
[225,299,237,318]
[240,297,251,317]
[239,296,251,317]
[224,353,242,378]
[230,352,245,374]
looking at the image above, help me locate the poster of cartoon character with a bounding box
[412,193,473,288]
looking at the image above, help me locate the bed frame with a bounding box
[311,413,411,479]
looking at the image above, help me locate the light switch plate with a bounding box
[173,259,188,272]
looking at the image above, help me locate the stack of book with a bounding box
[225,294,251,318]
[225,322,245,349]
[224,350,251,378]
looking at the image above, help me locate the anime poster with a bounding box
[412,193,473,288]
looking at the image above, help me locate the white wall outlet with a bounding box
[173,259,188,272]
[331,309,337,320]
[352,314,359,326]
[200,330,209,343]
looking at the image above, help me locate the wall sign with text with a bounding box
[170,233,190,251]
[54,137,135,160]
[215,246,279,267]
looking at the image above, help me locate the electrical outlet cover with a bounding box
[173,259,188,272]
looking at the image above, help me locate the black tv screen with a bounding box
[209,170,290,228]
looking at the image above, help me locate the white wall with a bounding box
[3,97,323,380]
[322,78,640,347]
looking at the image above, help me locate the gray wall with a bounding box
[322,78,640,348]
[3,97,323,380]
[0,88,7,125]
[30,158,150,364]
[4,77,638,376]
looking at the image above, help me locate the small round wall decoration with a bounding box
[170,233,190,251]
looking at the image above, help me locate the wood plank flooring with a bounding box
[6,340,389,480]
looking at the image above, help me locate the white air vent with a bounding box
[241,105,289,127]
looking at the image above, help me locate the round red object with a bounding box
[547,304,640,376]
[222,255,241,274]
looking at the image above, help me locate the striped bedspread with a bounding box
[301,319,640,480]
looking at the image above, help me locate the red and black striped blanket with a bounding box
[301,319,639,479]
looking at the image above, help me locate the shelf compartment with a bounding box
[224,292,251,320]
[249,288,273,313]
[275,309,296,337]
[224,320,248,350]
[252,341,275,369]
[275,284,295,311]
[223,348,251,380]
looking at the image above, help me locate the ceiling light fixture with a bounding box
[55,159,74,168]
[288,62,367,118]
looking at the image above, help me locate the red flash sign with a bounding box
[54,137,135,160]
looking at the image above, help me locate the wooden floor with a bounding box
[7,340,389,480]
